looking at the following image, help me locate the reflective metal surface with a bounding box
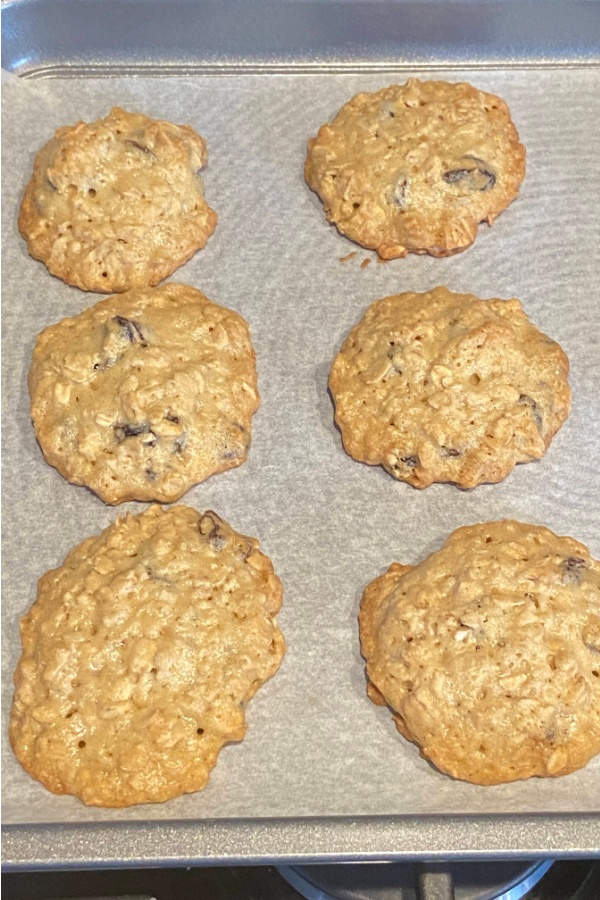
[3,0,600,77]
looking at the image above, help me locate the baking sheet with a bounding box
[2,69,600,838]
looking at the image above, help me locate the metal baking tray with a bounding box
[3,0,600,872]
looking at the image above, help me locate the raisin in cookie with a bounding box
[329,287,570,488]
[305,79,525,258]
[10,505,285,807]
[360,520,600,785]
[29,283,259,504]
[18,107,217,292]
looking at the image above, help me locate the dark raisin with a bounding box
[94,317,146,370]
[114,422,151,442]
[519,394,543,429]
[444,168,471,183]
[125,139,155,157]
[443,162,496,192]
[563,556,586,569]
[401,455,419,468]
[113,316,148,346]
[198,512,228,550]
[441,447,461,458]
[561,557,586,584]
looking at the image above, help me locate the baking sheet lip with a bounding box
[4,812,600,871]
[11,60,600,79]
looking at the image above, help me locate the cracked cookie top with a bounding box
[359,520,600,784]
[10,505,285,807]
[18,107,217,292]
[305,79,525,258]
[329,286,570,489]
[29,283,259,504]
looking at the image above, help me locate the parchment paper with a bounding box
[3,70,600,826]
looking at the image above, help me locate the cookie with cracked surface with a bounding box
[359,520,600,785]
[329,286,570,489]
[10,505,285,807]
[18,107,217,292]
[305,79,525,258]
[29,283,259,504]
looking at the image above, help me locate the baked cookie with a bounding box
[329,287,570,488]
[305,79,525,258]
[18,107,217,292]
[29,283,259,504]
[360,520,600,785]
[10,505,285,807]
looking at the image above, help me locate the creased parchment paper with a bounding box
[2,70,600,825]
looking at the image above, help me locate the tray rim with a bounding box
[3,0,600,78]
[4,812,600,870]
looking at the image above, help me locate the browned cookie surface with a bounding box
[29,283,259,504]
[10,505,285,807]
[329,287,570,488]
[305,80,525,258]
[359,520,600,785]
[19,107,217,292]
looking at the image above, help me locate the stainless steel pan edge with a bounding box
[4,813,600,870]
[2,0,600,76]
